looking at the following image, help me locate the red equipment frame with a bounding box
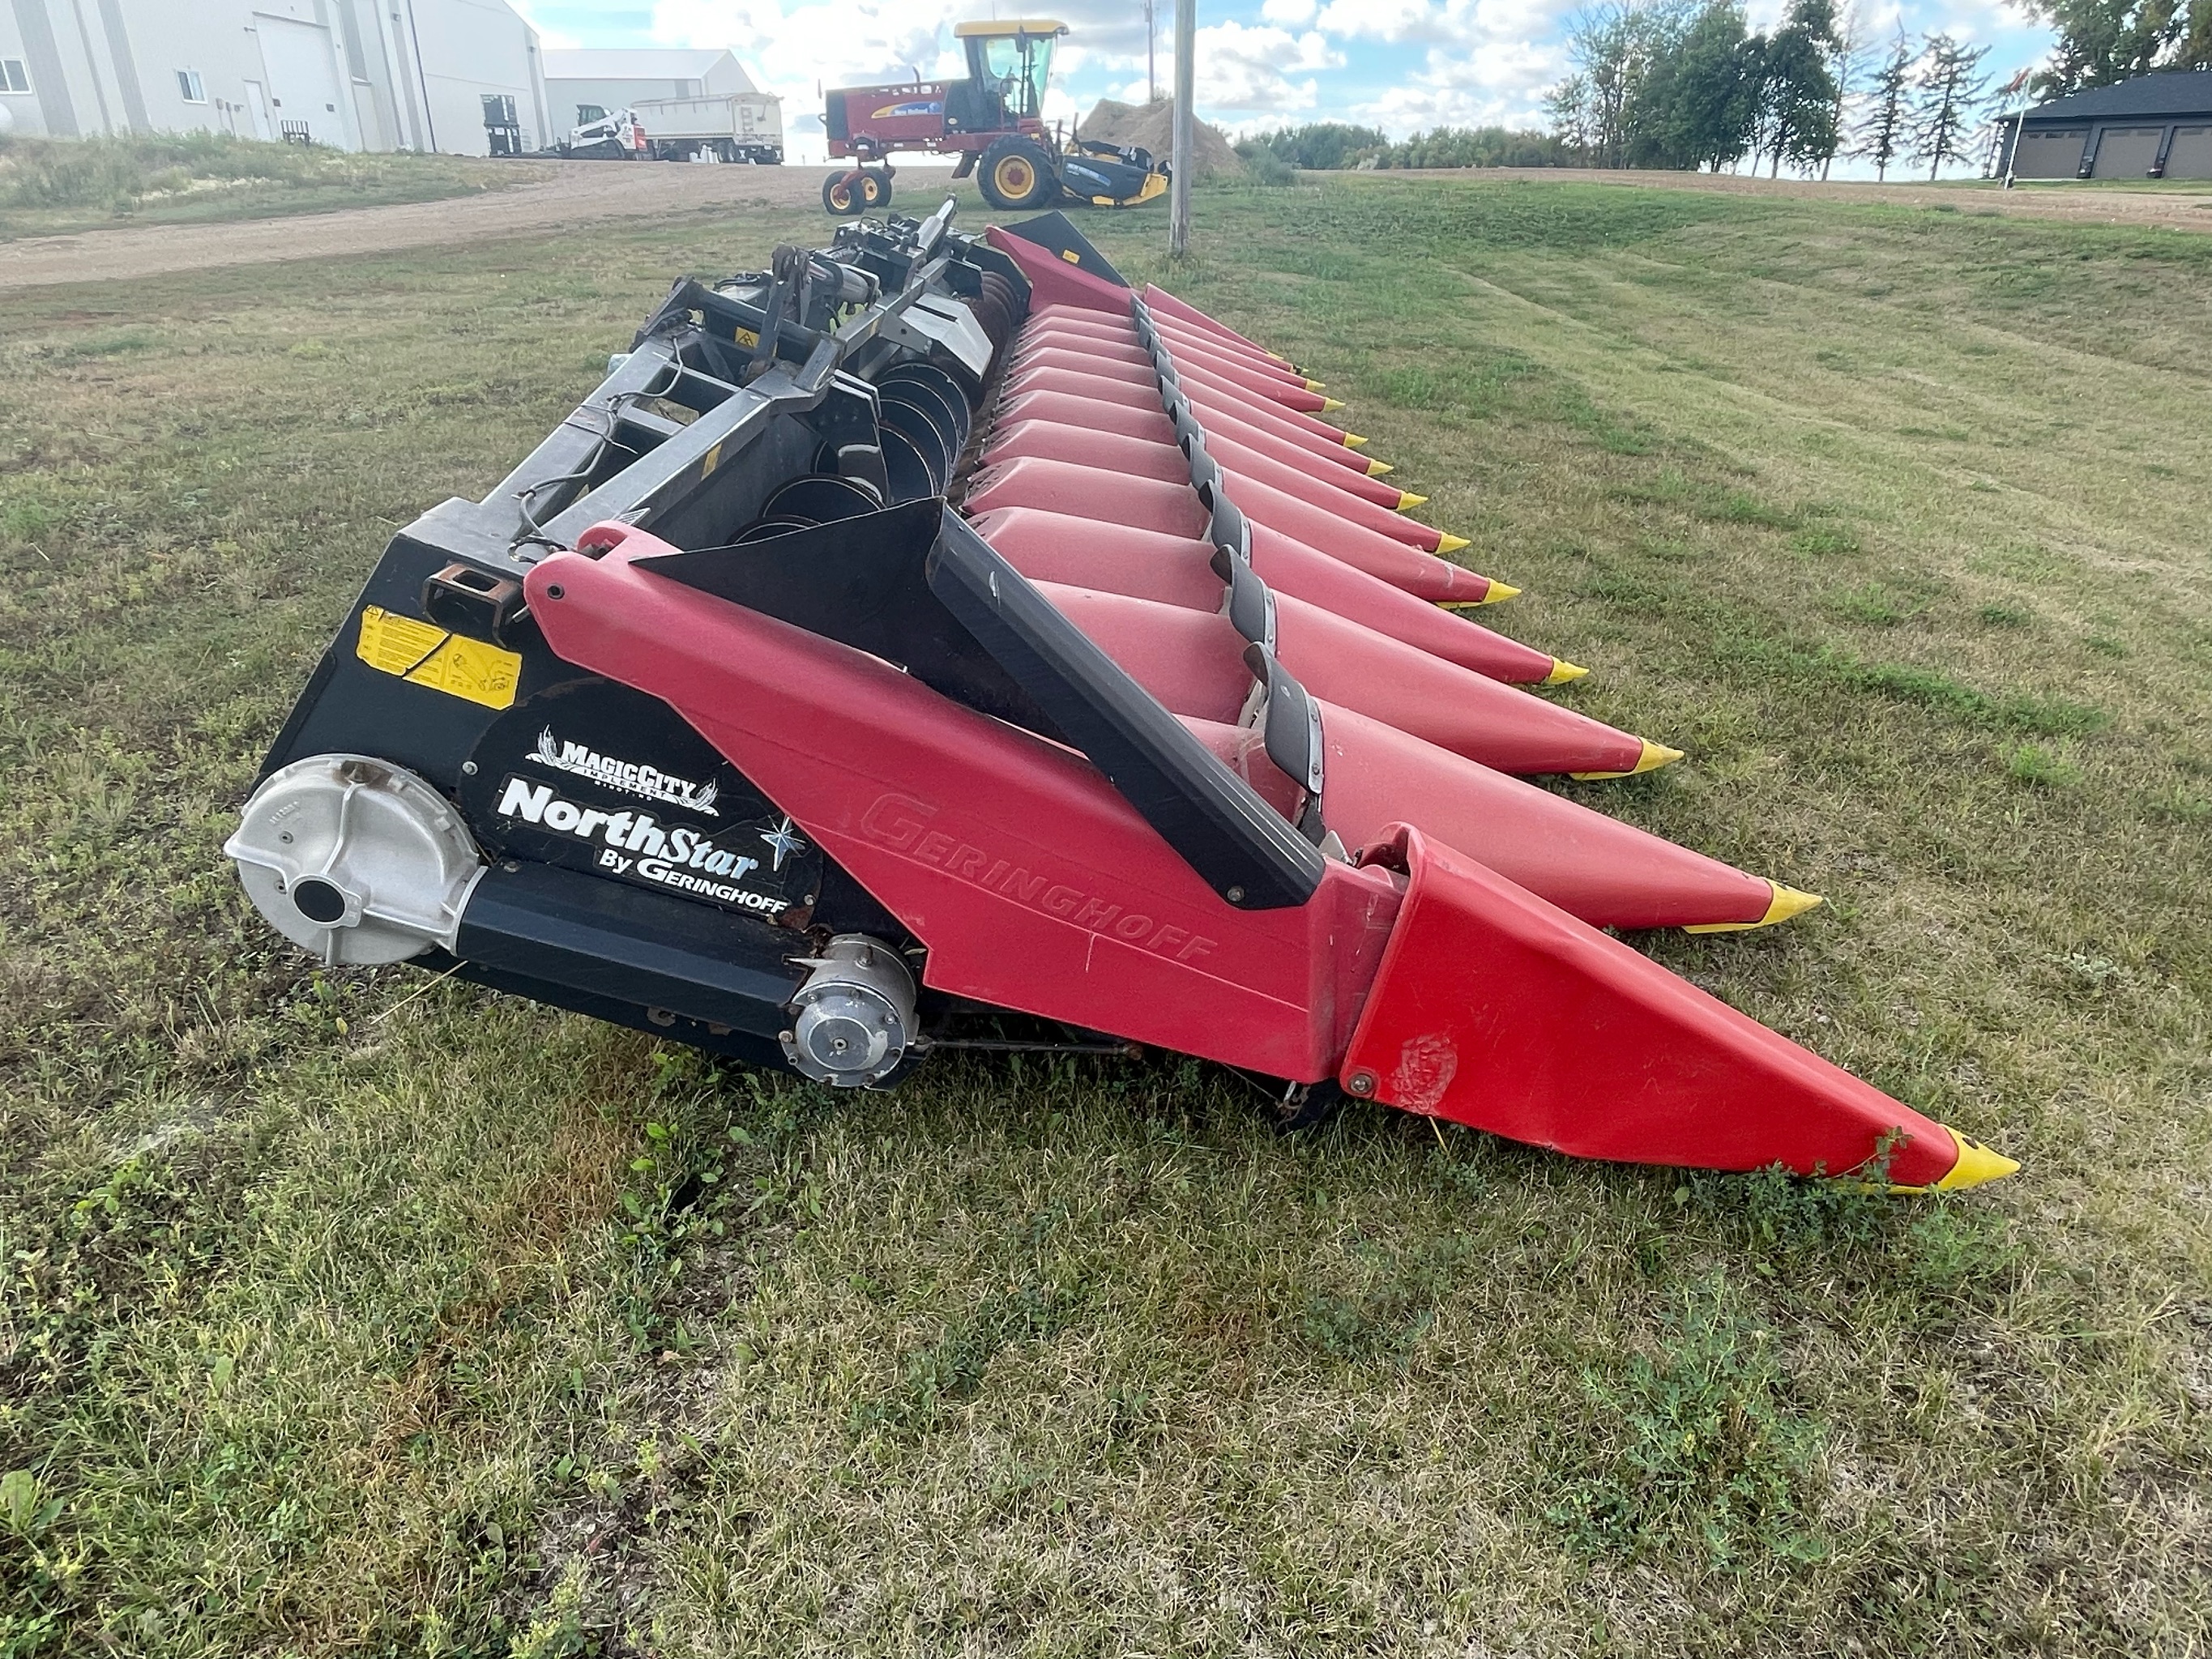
[523,521,1998,1190]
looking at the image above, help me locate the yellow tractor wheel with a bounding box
[978,137,1057,211]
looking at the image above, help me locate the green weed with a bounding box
[2006,741,2084,788]
[1544,1278,1828,1567]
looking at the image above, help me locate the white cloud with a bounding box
[1316,0,1437,41]
[1312,0,1569,45]
[651,0,958,90]
[1296,0,1577,134]
[1343,39,1565,134]
[1260,0,1319,23]
[1191,21,1344,112]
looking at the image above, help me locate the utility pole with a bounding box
[1146,0,1157,103]
[1169,0,1194,255]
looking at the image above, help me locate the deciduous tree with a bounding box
[1752,0,1843,176]
[1249,122,1389,170]
[2022,0,2212,96]
[1631,0,1761,170]
[1552,0,1697,167]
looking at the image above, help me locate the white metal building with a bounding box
[0,0,552,156]
[542,47,754,129]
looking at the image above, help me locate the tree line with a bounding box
[1545,0,1996,181]
[1241,122,1573,172]
[1239,0,2208,186]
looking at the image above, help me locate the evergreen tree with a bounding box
[1911,35,1992,180]
[1752,0,1843,176]
[1855,25,1915,180]
[1820,0,1873,179]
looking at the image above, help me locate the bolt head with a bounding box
[1346,1069,1376,1098]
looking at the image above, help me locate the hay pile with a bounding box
[1078,99,1245,179]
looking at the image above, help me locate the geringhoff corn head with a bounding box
[227,203,2016,1191]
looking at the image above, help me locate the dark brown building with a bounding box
[1995,69,2212,180]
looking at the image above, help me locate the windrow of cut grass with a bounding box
[0,177,2206,1656]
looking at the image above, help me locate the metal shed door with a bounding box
[2091,126,2163,178]
[2167,126,2212,180]
[2012,128,2086,178]
[255,15,350,149]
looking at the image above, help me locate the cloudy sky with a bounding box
[513,0,2053,173]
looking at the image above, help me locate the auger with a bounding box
[225,201,2015,1192]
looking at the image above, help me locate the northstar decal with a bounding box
[495,775,793,915]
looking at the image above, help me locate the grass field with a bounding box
[1,175,2208,1656]
[0,134,502,241]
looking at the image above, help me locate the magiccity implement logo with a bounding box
[493,776,791,916]
[530,727,720,816]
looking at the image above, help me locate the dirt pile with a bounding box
[1078,100,1245,179]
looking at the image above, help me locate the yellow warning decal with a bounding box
[356,606,521,710]
[732,326,760,348]
[702,441,724,478]
[1061,249,1081,263]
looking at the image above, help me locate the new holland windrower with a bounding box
[225,203,2016,1192]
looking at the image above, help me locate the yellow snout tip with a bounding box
[1890,1128,2021,1192]
[1682,884,1826,933]
[1342,433,1369,448]
[1364,458,1394,476]
[1933,1130,2021,1189]
[1437,581,1518,609]
[1321,396,1347,412]
[1397,491,1428,511]
[1544,659,1589,685]
[1570,740,1685,781]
